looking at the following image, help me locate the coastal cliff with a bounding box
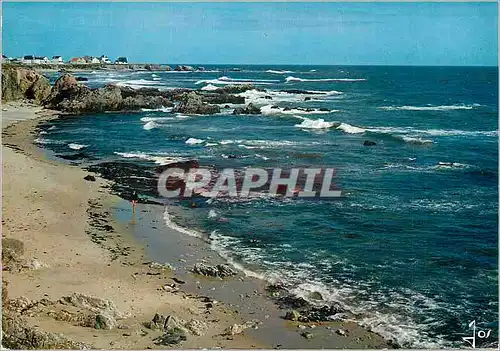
[2,67,52,104]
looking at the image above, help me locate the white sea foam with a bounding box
[399,136,433,145]
[164,207,204,239]
[336,123,367,134]
[207,209,218,218]
[143,121,159,130]
[114,151,183,165]
[141,106,173,112]
[368,126,497,137]
[151,74,159,77]
[379,104,479,111]
[185,137,204,145]
[261,104,336,115]
[266,69,294,74]
[238,89,342,105]
[295,117,338,129]
[140,116,175,122]
[116,79,161,88]
[34,138,64,145]
[68,143,89,150]
[201,84,220,91]
[285,76,366,83]
[195,76,279,86]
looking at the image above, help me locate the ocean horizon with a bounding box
[34,64,499,348]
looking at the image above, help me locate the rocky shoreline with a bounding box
[1,66,395,349]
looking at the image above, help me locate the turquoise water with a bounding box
[38,66,498,347]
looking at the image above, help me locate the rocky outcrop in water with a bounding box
[1,67,51,103]
[173,92,220,115]
[44,74,174,113]
[175,65,195,72]
[233,103,261,115]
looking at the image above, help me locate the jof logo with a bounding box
[463,320,492,348]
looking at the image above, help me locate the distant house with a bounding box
[38,56,50,64]
[70,57,86,64]
[100,55,111,64]
[52,56,64,64]
[91,57,100,64]
[22,55,34,64]
[115,57,128,65]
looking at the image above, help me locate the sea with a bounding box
[36,65,498,348]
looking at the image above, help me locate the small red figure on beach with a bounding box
[131,190,139,212]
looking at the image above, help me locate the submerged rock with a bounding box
[363,140,377,146]
[173,92,220,115]
[233,103,261,115]
[192,263,237,278]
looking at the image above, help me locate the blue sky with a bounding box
[3,2,498,66]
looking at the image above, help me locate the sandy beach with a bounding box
[1,100,391,349]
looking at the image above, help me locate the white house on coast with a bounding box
[100,55,111,64]
[52,56,64,64]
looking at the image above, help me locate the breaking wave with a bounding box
[294,117,338,129]
[261,104,337,115]
[285,76,367,83]
[114,151,184,165]
[68,143,89,150]
[379,104,480,111]
[195,76,280,86]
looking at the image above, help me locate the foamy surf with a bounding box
[266,69,294,74]
[68,143,89,150]
[163,207,205,239]
[336,123,367,134]
[379,104,479,111]
[294,117,339,129]
[261,104,337,115]
[143,121,159,130]
[285,76,367,83]
[238,89,342,105]
[185,137,204,145]
[140,106,173,112]
[195,76,280,86]
[114,151,184,165]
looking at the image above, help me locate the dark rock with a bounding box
[213,84,256,94]
[83,175,96,182]
[200,92,245,105]
[284,310,301,321]
[233,103,261,115]
[45,74,173,113]
[173,92,220,115]
[175,65,195,72]
[363,140,377,146]
[301,331,314,339]
[153,326,187,346]
[75,77,88,82]
[304,97,312,101]
[264,95,273,100]
[276,295,309,309]
[192,263,237,278]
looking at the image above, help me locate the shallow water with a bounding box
[38,65,498,347]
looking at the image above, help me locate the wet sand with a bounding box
[1,101,391,349]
